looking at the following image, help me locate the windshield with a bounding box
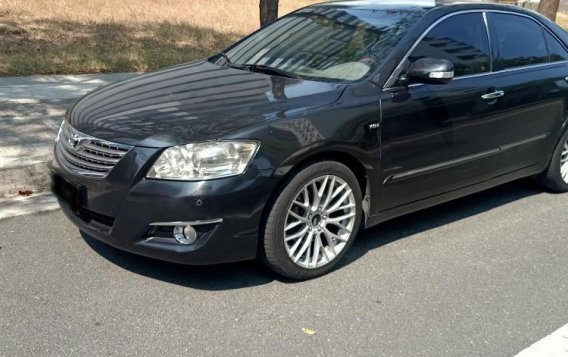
[215,7,424,82]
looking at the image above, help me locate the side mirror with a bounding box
[404,58,454,85]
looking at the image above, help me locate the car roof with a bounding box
[317,0,438,9]
[314,0,530,12]
[310,0,546,23]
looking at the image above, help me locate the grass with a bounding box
[0,0,318,76]
[1,1,567,76]
[556,12,568,29]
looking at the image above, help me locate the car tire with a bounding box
[538,129,568,193]
[261,160,363,280]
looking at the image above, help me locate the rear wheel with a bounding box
[262,161,362,280]
[539,130,568,192]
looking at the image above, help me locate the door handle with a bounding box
[481,90,505,100]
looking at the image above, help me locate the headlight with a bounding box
[146,141,259,181]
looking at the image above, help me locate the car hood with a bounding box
[67,61,347,147]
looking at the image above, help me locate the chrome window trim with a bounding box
[482,11,493,73]
[385,60,568,91]
[384,9,568,89]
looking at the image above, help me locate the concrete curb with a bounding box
[0,192,59,221]
[0,159,52,199]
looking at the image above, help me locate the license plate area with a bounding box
[51,173,85,213]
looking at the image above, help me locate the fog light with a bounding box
[173,225,197,245]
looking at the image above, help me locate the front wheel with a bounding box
[261,161,363,280]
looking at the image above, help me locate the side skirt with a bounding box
[364,163,545,228]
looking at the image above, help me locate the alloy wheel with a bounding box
[283,175,357,269]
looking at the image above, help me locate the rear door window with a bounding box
[489,13,548,70]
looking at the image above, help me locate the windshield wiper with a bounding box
[242,64,301,79]
[218,53,248,70]
[218,55,301,79]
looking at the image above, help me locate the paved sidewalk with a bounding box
[0,73,138,215]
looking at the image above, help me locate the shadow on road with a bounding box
[342,178,542,266]
[82,235,276,290]
[83,178,542,291]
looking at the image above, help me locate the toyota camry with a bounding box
[52,0,568,279]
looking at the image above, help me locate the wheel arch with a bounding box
[259,149,372,253]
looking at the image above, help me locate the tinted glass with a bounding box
[543,29,568,62]
[490,13,547,70]
[221,7,424,82]
[408,13,490,77]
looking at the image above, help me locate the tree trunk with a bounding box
[260,0,279,27]
[538,0,560,21]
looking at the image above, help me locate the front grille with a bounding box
[55,121,132,178]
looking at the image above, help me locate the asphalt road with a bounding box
[1,179,567,356]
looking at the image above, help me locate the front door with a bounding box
[379,12,505,210]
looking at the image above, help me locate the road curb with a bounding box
[0,192,59,221]
[0,158,52,199]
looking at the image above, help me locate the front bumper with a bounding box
[52,146,276,265]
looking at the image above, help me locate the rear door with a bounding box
[487,12,568,174]
[379,12,506,210]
